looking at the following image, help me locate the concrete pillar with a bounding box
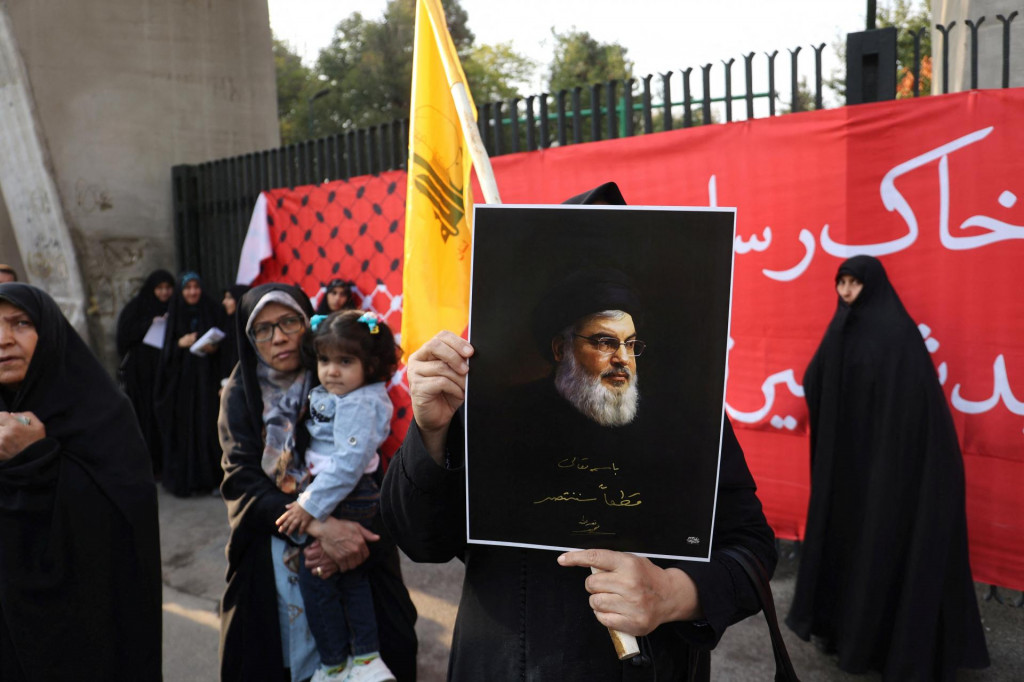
[0,0,279,368]
[932,0,1024,93]
[0,6,90,336]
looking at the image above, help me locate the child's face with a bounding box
[317,347,366,397]
[326,287,348,311]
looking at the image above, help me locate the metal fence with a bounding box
[172,14,1019,293]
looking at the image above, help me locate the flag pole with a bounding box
[421,0,500,204]
[420,0,636,661]
[448,81,500,204]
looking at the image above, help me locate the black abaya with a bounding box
[155,274,224,497]
[219,284,250,381]
[0,284,162,681]
[786,255,989,680]
[117,269,175,474]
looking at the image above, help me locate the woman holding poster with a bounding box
[787,255,989,680]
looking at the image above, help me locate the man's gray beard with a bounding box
[554,351,639,427]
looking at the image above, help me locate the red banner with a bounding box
[253,89,1024,589]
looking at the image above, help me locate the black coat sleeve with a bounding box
[380,418,468,563]
[666,418,777,648]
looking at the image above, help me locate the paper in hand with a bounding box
[142,317,167,349]
[189,327,226,356]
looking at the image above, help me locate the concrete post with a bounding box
[0,6,90,338]
[932,0,1024,93]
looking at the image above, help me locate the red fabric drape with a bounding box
[254,89,1024,589]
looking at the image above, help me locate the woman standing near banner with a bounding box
[786,255,989,680]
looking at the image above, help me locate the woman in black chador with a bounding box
[219,284,250,382]
[786,255,989,680]
[0,284,161,680]
[155,272,224,497]
[117,269,175,474]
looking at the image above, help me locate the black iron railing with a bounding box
[173,14,1018,293]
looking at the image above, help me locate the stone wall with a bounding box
[0,0,279,368]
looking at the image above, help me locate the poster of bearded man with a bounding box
[466,203,735,560]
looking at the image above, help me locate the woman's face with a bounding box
[326,287,347,312]
[836,274,863,305]
[222,292,237,316]
[182,280,202,305]
[250,302,306,373]
[154,282,173,303]
[0,301,38,389]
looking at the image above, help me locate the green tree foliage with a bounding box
[547,28,633,94]
[277,0,536,143]
[463,42,537,103]
[273,38,315,143]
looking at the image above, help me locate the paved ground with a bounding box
[159,487,1022,681]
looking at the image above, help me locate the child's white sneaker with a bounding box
[311,659,351,682]
[344,654,395,682]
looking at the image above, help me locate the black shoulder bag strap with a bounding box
[718,545,801,682]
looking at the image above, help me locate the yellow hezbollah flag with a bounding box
[402,0,476,358]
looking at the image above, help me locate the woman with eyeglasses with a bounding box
[154,272,225,497]
[218,283,417,682]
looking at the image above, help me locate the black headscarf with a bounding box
[116,269,174,357]
[0,284,156,517]
[229,283,314,439]
[160,272,223,361]
[315,278,357,314]
[221,284,251,379]
[530,267,643,361]
[0,283,161,680]
[529,182,638,361]
[561,181,627,205]
[787,256,989,677]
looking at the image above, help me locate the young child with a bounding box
[276,310,398,682]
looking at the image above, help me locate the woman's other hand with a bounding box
[306,517,380,571]
[0,411,45,461]
[178,332,199,348]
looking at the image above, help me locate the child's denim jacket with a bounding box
[298,381,392,522]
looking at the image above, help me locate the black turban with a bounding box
[531,266,643,361]
[561,181,627,205]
